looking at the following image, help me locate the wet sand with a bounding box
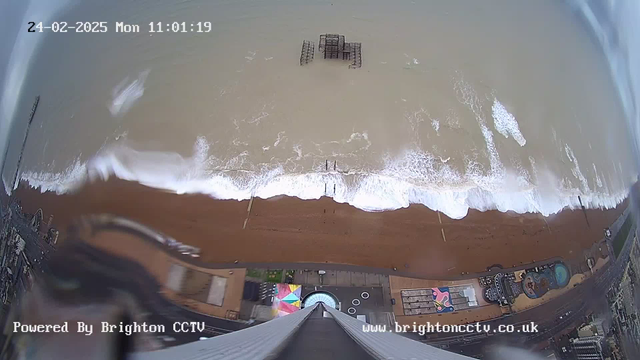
[15,179,625,279]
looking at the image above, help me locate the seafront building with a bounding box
[0,203,636,358]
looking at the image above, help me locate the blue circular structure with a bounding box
[302,291,339,309]
[554,263,570,288]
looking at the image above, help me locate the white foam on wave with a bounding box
[454,76,504,182]
[431,119,440,134]
[108,70,150,117]
[19,156,88,194]
[564,144,590,191]
[3,178,12,196]
[491,99,526,146]
[273,131,286,147]
[593,163,603,188]
[18,75,628,219]
[20,133,629,220]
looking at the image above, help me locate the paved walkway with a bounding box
[293,269,387,287]
[275,306,373,360]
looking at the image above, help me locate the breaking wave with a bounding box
[20,135,628,220]
[108,70,150,117]
[492,99,526,146]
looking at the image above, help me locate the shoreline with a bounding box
[14,178,626,279]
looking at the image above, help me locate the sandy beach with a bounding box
[14,178,625,279]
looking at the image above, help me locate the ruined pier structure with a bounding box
[300,34,362,69]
